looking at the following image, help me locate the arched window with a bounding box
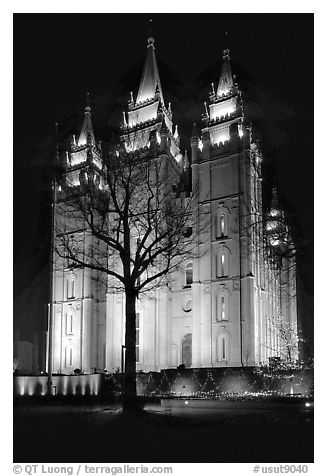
[221,295,226,320]
[67,275,75,299]
[217,252,228,277]
[220,214,226,236]
[221,254,226,276]
[185,263,193,287]
[216,210,229,238]
[66,308,73,335]
[217,293,229,321]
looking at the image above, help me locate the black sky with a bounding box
[13,13,313,359]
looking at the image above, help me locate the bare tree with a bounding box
[54,140,206,409]
[262,314,300,366]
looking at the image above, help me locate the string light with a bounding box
[104,365,312,399]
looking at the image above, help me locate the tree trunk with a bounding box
[123,291,138,411]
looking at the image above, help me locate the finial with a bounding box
[85,92,91,113]
[211,82,215,94]
[224,31,229,51]
[174,124,179,139]
[130,91,134,103]
[168,101,172,113]
[192,122,198,138]
[223,48,230,59]
[204,101,208,116]
[147,18,155,45]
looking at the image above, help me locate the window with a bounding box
[221,254,226,276]
[66,309,73,334]
[136,312,140,363]
[217,335,229,361]
[65,345,73,367]
[216,211,228,238]
[217,252,228,277]
[185,263,193,287]
[67,275,75,299]
[217,293,228,321]
[222,337,227,360]
[221,295,226,320]
[220,215,226,236]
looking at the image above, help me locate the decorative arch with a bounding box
[216,290,230,321]
[66,272,76,299]
[216,205,231,238]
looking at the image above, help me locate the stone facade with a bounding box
[47,39,297,375]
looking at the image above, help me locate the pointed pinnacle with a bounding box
[192,122,198,138]
[85,92,91,113]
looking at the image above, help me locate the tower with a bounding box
[48,96,107,376]
[105,34,184,372]
[190,47,297,367]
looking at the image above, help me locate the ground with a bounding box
[14,399,313,463]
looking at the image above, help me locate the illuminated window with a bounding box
[136,312,140,363]
[221,295,226,320]
[221,254,226,275]
[216,211,228,238]
[217,293,228,321]
[66,309,73,335]
[67,275,75,299]
[185,263,193,287]
[217,251,229,277]
[220,215,226,236]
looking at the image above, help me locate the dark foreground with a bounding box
[14,399,313,463]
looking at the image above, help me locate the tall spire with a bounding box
[136,27,164,105]
[217,48,234,97]
[78,92,95,147]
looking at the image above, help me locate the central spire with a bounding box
[217,48,234,97]
[136,34,164,105]
[78,92,95,147]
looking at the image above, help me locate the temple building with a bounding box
[47,36,298,374]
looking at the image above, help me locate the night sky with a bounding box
[13,13,313,364]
